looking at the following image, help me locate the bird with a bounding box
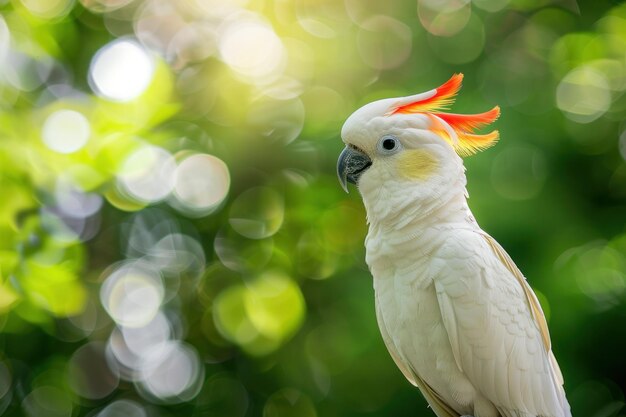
[336,73,571,417]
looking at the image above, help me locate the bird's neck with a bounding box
[367,189,475,235]
[361,172,473,232]
[363,187,477,268]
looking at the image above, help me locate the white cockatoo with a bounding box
[336,74,571,417]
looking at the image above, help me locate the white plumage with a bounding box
[337,75,571,417]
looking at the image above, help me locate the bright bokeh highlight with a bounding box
[218,15,285,83]
[138,341,204,401]
[117,145,176,203]
[100,262,164,328]
[89,39,155,102]
[173,153,230,216]
[42,110,91,154]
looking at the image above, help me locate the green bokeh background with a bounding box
[1,0,625,416]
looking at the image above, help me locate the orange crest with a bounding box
[388,73,500,156]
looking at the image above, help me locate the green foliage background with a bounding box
[0,0,625,416]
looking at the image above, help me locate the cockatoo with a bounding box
[336,74,571,417]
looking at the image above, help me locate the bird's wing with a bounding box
[431,230,571,417]
[481,233,565,387]
[375,300,460,417]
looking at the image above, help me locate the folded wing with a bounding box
[431,231,571,417]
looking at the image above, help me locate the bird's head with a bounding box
[337,74,500,222]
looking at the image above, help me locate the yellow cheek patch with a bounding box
[397,149,438,180]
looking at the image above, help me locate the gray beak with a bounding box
[336,146,372,193]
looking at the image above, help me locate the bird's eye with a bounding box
[382,138,396,150]
[377,135,401,155]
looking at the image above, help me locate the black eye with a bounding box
[377,135,401,155]
[382,138,396,150]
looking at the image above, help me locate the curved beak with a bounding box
[337,146,372,193]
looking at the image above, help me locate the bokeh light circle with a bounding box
[557,66,611,123]
[55,181,103,218]
[79,0,134,13]
[106,327,143,380]
[297,230,340,280]
[557,242,626,310]
[263,388,317,417]
[297,17,336,39]
[117,145,176,204]
[214,228,274,272]
[3,51,52,92]
[213,271,305,355]
[247,97,305,145]
[491,146,547,201]
[68,342,119,399]
[243,271,305,341]
[19,0,75,19]
[42,110,91,154]
[40,206,83,242]
[576,245,625,308]
[428,14,485,64]
[418,0,471,37]
[22,386,73,417]
[173,153,230,217]
[100,262,164,328]
[218,15,285,83]
[98,399,147,417]
[121,311,171,356]
[197,374,249,417]
[166,22,217,67]
[137,341,204,402]
[357,15,412,70]
[149,233,206,278]
[89,38,155,102]
[229,187,284,239]
[213,285,273,354]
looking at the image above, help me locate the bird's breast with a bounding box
[367,225,477,413]
[365,224,445,286]
[367,227,448,358]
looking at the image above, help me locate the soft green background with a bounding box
[0,0,625,416]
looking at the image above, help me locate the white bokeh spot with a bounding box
[89,39,155,102]
[42,110,91,154]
